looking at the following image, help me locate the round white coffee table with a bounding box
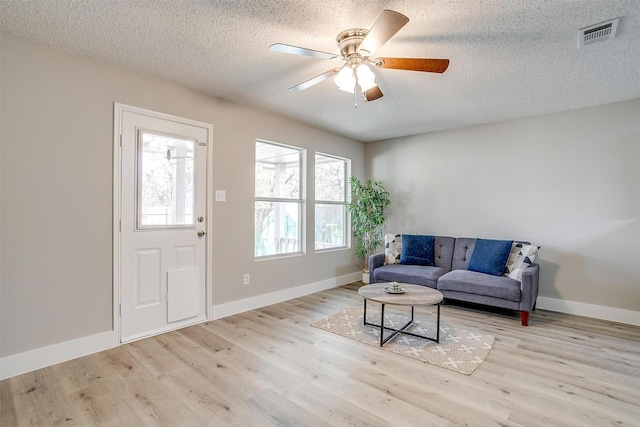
[358,283,443,346]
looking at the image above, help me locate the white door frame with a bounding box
[113,103,213,344]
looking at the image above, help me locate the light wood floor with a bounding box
[2,283,639,426]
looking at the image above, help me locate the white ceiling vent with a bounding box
[578,18,619,48]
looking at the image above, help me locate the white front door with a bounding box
[117,105,210,342]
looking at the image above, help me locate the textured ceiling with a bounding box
[1,0,639,142]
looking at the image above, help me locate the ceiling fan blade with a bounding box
[364,86,383,101]
[357,10,409,56]
[289,68,339,92]
[269,43,338,60]
[374,58,450,73]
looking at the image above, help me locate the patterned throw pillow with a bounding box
[504,243,540,281]
[384,234,402,265]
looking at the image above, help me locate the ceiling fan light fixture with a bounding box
[356,64,377,91]
[334,66,355,93]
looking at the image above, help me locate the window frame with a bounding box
[314,151,350,252]
[254,139,306,259]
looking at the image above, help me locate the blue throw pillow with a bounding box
[467,238,514,276]
[400,234,435,266]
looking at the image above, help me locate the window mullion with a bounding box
[256,197,303,203]
[315,200,346,205]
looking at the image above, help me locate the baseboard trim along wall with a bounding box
[209,272,362,321]
[0,272,360,381]
[0,331,117,381]
[537,296,640,326]
[3,277,637,380]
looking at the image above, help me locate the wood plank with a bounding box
[67,379,146,426]
[9,368,92,426]
[1,283,638,426]
[0,377,17,427]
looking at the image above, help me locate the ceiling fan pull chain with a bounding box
[354,90,358,108]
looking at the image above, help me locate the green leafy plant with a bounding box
[348,176,391,272]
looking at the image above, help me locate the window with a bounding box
[137,131,195,228]
[255,140,304,257]
[315,153,349,250]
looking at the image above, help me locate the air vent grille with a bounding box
[578,18,619,48]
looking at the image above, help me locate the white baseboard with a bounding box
[11,278,633,381]
[0,272,360,381]
[0,330,117,381]
[209,272,361,320]
[537,296,640,326]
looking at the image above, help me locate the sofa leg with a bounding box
[520,311,529,326]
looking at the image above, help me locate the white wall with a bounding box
[0,32,364,362]
[367,99,640,316]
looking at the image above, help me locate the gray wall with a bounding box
[0,33,364,357]
[366,99,640,312]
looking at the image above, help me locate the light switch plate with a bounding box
[215,190,226,202]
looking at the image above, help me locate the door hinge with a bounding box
[119,219,122,232]
[119,134,123,147]
[119,303,122,317]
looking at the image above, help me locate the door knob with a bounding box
[198,230,205,237]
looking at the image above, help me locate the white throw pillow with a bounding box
[504,242,539,281]
[384,234,402,265]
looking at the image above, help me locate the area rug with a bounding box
[311,305,494,375]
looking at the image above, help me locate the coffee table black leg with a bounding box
[362,299,388,345]
[363,298,367,325]
[436,303,441,343]
[380,303,385,346]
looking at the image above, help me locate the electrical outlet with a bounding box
[215,190,226,202]
[243,273,250,285]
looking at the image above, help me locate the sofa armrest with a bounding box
[520,263,540,312]
[369,253,385,276]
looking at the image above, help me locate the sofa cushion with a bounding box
[400,234,435,266]
[467,238,513,276]
[433,236,455,270]
[384,233,402,265]
[451,238,476,270]
[373,264,447,289]
[438,270,522,302]
[505,243,540,281]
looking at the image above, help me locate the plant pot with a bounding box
[362,272,370,284]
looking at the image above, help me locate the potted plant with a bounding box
[348,176,391,283]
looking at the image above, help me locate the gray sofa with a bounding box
[369,236,540,326]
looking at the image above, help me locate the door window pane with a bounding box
[138,131,194,228]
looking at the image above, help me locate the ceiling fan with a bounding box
[269,10,449,103]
